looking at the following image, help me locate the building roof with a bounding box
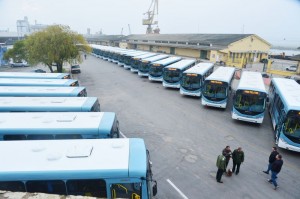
[125,34,253,46]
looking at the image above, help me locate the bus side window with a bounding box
[55,134,83,139]
[66,179,107,198]
[111,183,141,199]
[3,134,26,140]
[0,181,26,192]
[26,180,66,195]
[27,134,54,140]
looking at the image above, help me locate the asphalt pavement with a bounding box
[1,56,299,199]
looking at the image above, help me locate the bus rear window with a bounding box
[0,181,26,192]
[66,179,107,198]
[26,180,66,195]
[27,134,54,140]
[78,89,87,97]
[3,134,26,140]
[55,134,83,139]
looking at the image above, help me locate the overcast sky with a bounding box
[1,0,300,48]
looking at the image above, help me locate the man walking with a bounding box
[263,147,279,174]
[216,153,226,183]
[232,147,244,175]
[268,154,283,190]
[222,146,232,169]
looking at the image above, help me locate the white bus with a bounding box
[202,66,235,108]
[268,78,300,152]
[0,78,79,87]
[232,71,267,123]
[0,97,100,112]
[0,112,120,139]
[179,62,214,96]
[138,54,169,77]
[162,59,196,88]
[0,72,70,79]
[0,86,87,97]
[148,57,182,81]
[0,138,157,198]
[130,53,157,72]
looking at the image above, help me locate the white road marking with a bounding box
[166,179,189,199]
[119,131,126,138]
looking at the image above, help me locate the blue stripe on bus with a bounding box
[82,97,98,111]
[232,107,265,119]
[129,139,147,177]
[98,112,116,138]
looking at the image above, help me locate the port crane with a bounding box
[142,0,160,34]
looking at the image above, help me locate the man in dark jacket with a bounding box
[263,147,279,174]
[268,154,283,190]
[232,147,244,175]
[216,154,226,183]
[222,146,232,169]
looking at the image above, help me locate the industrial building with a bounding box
[120,34,271,68]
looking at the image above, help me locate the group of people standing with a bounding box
[216,146,283,190]
[216,146,244,183]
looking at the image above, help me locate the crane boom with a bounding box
[142,0,159,34]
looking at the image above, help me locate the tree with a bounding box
[3,40,27,63]
[25,25,91,72]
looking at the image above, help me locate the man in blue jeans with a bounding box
[263,147,279,174]
[267,154,283,190]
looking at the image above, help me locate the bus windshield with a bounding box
[233,90,266,114]
[181,74,201,90]
[203,81,228,100]
[149,65,163,77]
[139,61,150,72]
[163,69,181,83]
[283,111,300,142]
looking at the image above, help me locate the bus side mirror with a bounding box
[152,181,157,196]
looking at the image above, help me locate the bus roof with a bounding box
[0,112,115,134]
[0,72,70,79]
[0,78,78,87]
[141,54,169,62]
[237,71,266,93]
[0,86,86,97]
[133,53,157,60]
[272,78,300,111]
[205,66,235,83]
[165,59,196,70]
[152,56,182,66]
[0,97,98,112]
[0,138,146,180]
[183,62,214,74]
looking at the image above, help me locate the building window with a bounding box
[212,54,215,58]
[240,53,243,58]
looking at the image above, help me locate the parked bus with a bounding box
[0,72,70,79]
[123,52,149,69]
[138,54,169,77]
[232,71,267,123]
[0,86,87,97]
[148,57,182,81]
[180,62,214,96]
[0,138,157,198]
[163,59,196,88]
[0,112,119,139]
[0,78,79,87]
[201,66,235,108]
[0,97,100,112]
[268,78,300,152]
[130,53,157,72]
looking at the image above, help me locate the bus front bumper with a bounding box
[163,82,180,88]
[202,99,226,108]
[180,88,200,96]
[278,137,300,152]
[231,112,263,124]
